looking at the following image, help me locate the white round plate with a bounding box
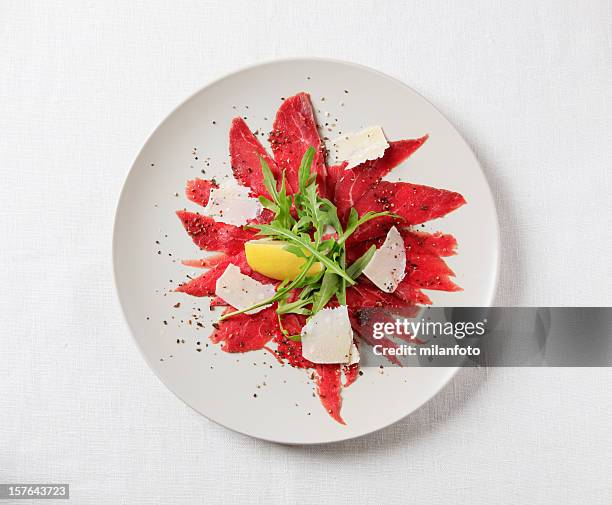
[113,58,499,444]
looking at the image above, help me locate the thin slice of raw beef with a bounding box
[176,251,275,297]
[342,362,360,387]
[210,306,279,353]
[229,117,287,197]
[344,235,384,264]
[273,314,314,369]
[176,210,256,255]
[185,178,218,207]
[334,137,428,222]
[350,181,466,242]
[403,231,460,292]
[325,162,347,196]
[313,364,345,425]
[175,257,232,297]
[181,253,228,269]
[269,92,328,197]
[403,230,458,257]
[209,296,228,307]
[393,281,433,305]
[346,282,413,310]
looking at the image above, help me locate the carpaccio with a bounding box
[175,92,466,424]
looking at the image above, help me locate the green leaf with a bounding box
[298,147,316,194]
[347,244,376,279]
[258,196,279,212]
[339,210,393,244]
[259,156,279,202]
[278,171,287,199]
[311,271,339,313]
[283,244,308,259]
[277,277,291,291]
[296,268,324,287]
[336,285,346,305]
[337,249,347,305]
[299,285,315,299]
[277,297,312,315]
[346,208,359,231]
[319,198,342,233]
[288,334,302,342]
[292,215,313,234]
[318,239,337,254]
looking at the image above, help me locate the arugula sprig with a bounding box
[258,158,295,231]
[220,146,393,322]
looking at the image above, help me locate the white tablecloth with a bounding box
[2,1,611,503]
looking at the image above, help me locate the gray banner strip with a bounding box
[354,307,612,367]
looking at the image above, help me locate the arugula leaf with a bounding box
[298,285,315,299]
[318,238,337,254]
[296,268,324,287]
[298,147,316,194]
[347,244,376,279]
[304,183,322,226]
[337,249,347,305]
[292,215,312,234]
[337,283,347,305]
[258,196,279,213]
[319,198,342,234]
[259,156,279,202]
[277,297,312,315]
[282,244,307,259]
[338,210,394,244]
[344,208,359,235]
[311,271,340,313]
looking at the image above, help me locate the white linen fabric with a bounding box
[1,1,611,503]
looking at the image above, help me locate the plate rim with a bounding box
[112,56,500,444]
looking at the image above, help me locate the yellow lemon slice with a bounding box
[244,239,324,281]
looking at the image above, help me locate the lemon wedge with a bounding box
[244,239,323,281]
